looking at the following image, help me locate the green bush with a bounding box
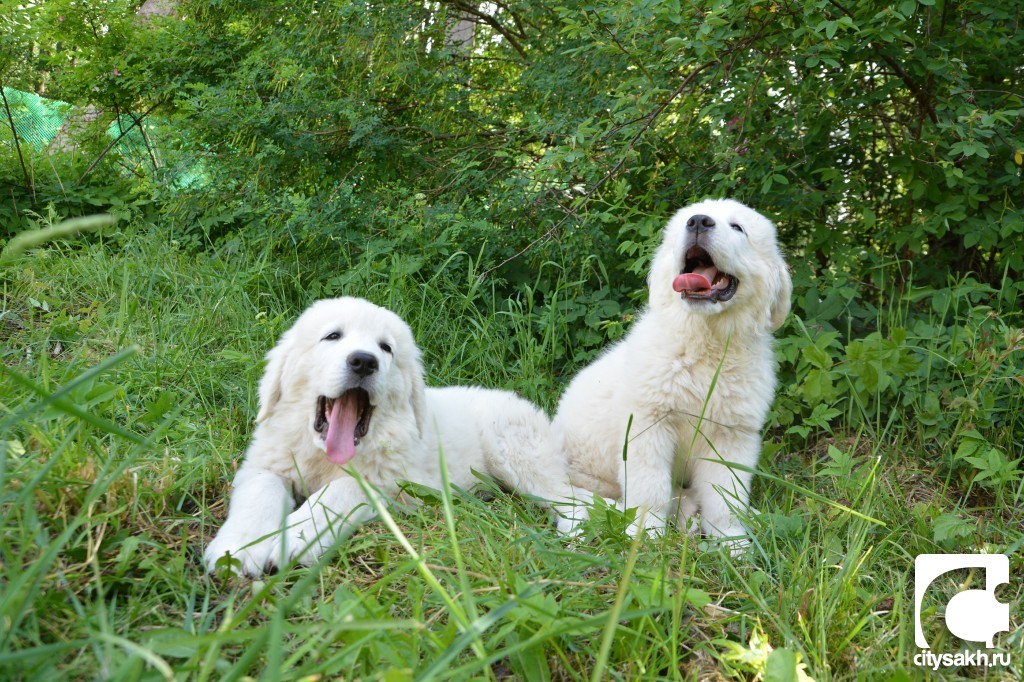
[775,275,1022,503]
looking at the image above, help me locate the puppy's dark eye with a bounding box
[322,331,343,341]
[379,341,393,354]
[730,222,745,234]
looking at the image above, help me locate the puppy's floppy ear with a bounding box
[769,258,793,331]
[256,330,294,423]
[407,345,428,439]
[648,215,685,311]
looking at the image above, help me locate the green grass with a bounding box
[1,226,1021,681]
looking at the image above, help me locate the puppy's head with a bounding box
[256,297,427,465]
[648,199,791,331]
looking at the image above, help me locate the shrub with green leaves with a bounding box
[10,0,1020,299]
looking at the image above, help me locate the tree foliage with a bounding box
[3,0,1022,303]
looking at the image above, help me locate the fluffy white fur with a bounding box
[205,297,581,576]
[553,199,791,543]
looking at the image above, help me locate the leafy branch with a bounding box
[77,99,165,184]
[478,59,720,280]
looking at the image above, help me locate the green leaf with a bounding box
[953,431,987,462]
[932,513,973,544]
[819,444,855,479]
[141,390,175,424]
[806,403,841,428]
[764,647,798,682]
[802,343,832,369]
[506,632,551,682]
[801,368,836,402]
[681,587,712,610]
[862,208,876,229]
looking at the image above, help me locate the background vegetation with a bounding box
[1,0,1021,679]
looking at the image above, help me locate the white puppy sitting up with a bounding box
[554,199,791,545]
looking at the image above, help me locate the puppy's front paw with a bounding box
[718,533,750,557]
[674,490,700,524]
[624,505,667,538]
[699,507,750,556]
[553,499,590,536]
[264,519,328,570]
[265,499,362,570]
[205,530,278,577]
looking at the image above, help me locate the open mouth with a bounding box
[672,246,739,303]
[314,388,373,466]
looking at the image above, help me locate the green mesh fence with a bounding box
[0,87,67,150]
[2,86,206,188]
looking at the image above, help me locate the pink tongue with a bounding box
[673,272,712,292]
[324,394,360,466]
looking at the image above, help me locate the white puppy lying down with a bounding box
[554,199,791,543]
[205,297,581,576]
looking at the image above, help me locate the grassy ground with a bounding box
[1,226,1021,681]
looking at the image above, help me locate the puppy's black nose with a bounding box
[685,214,716,233]
[347,351,378,377]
